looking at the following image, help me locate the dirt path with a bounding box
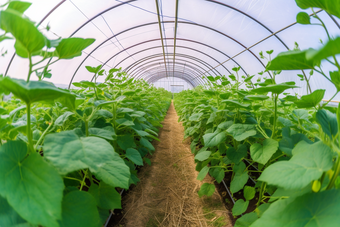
[116,102,232,227]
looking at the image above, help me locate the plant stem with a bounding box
[326,157,340,190]
[257,182,266,207]
[85,119,89,137]
[79,169,88,191]
[271,94,278,139]
[34,119,54,151]
[321,91,339,108]
[27,54,33,82]
[26,103,34,153]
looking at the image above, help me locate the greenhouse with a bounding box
[1,0,340,226]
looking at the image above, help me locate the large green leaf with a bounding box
[7,1,32,14]
[197,166,210,181]
[235,213,258,227]
[0,77,75,109]
[140,137,155,151]
[245,95,269,101]
[251,190,340,227]
[330,71,340,91]
[294,89,325,108]
[203,130,226,147]
[0,195,30,227]
[126,148,143,166]
[316,109,338,139]
[0,9,45,57]
[244,186,256,201]
[55,38,95,59]
[44,130,130,189]
[250,139,279,165]
[59,191,101,227]
[55,111,74,127]
[226,144,248,163]
[251,82,299,94]
[232,199,249,216]
[258,141,333,190]
[296,12,311,24]
[198,183,215,197]
[89,182,121,209]
[307,37,340,61]
[194,151,211,161]
[222,100,250,108]
[227,124,256,141]
[230,171,249,193]
[88,127,116,141]
[296,0,340,19]
[0,141,63,227]
[209,167,225,183]
[189,112,203,121]
[267,50,319,70]
[117,134,136,150]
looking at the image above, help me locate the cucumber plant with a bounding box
[0,1,171,227]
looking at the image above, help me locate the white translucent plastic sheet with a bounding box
[0,0,339,99]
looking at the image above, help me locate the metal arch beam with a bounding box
[146,71,199,86]
[124,53,219,84]
[131,58,215,80]
[130,57,216,82]
[147,71,199,86]
[154,0,169,78]
[114,44,229,76]
[125,53,219,84]
[69,20,270,87]
[137,63,206,83]
[173,0,180,77]
[148,73,197,87]
[90,38,247,80]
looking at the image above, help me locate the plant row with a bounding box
[174,0,340,226]
[0,1,171,227]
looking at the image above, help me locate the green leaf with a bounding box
[251,82,299,94]
[85,65,102,74]
[203,130,226,147]
[307,37,340,61]
[250,139,279,165]
[209,167,225,183]
[0,141,63,227]
[217,121,233,130]
[235,213,258,227]
[55,111,74,127]
[44,130,130,189]
[251,190,340,227]
[0,9,45,57]
[316,109,338,139]
[117,134,136,150]
[189,112,203,121]
[197,166,210,181]
[227,124,257,141]
[198,183,215,197]
[89,182,121,209]
[0,77,75,109]
[296,12,311,24]
[7,1,32,14]
[59,191,101,227]
[296,0,340,19]
[89,127,116,141]
[230,171,249,193]
[330,71,340,91]
[140,137,155,151]
[244,186,256,201]
[116,118,135,126]
[226,145,248,164]
[232,199,249,216]
[55,38,95,59]
[267,50,319,70]
[222,100,250,108]
[259,141,333,190]
[194,151,211,161]
[0,195,30,227]
[126,148,143,166]
[245,95,269,101]
[294,89,324,108]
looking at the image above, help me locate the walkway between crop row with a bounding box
[116,102,232,227]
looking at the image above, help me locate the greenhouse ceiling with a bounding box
[1,0,340,99]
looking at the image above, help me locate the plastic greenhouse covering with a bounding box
[0,0,339,98]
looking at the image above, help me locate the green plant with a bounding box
[0,1,171,227]
[174,0,340,226]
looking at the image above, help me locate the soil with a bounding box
[110,102,233,227]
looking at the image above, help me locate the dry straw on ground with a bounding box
[115,102,232,227]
